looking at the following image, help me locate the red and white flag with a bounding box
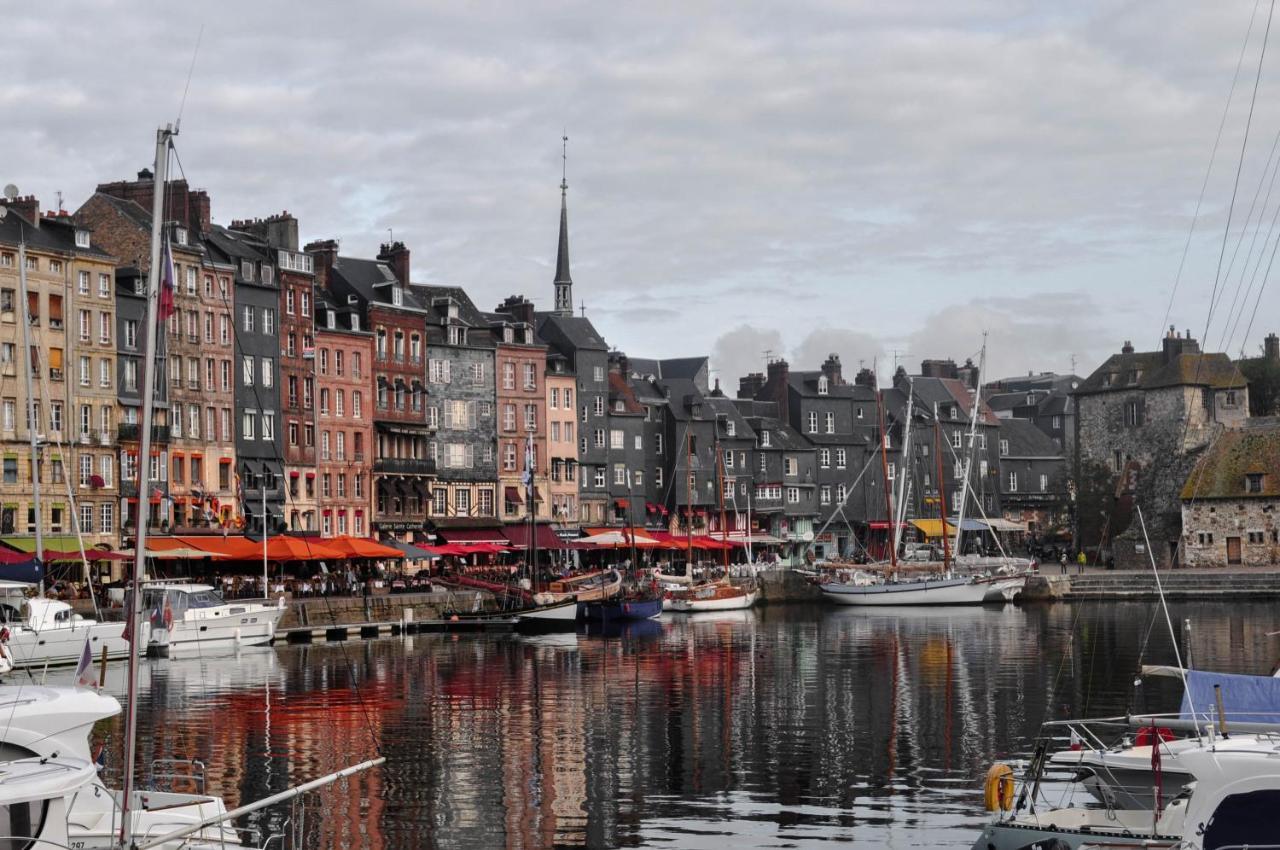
[74,634,98,689]
[158,235,175,321]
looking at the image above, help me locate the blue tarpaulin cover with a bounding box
[1180,669,1280,724]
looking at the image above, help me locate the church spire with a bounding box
[553,133,573,317]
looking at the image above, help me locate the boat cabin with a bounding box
[0,756,96,850]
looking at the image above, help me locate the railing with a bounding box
[118,423,171,442]
[374,457,436,475]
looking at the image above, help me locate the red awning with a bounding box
[439,528,509,545]
[502,524,567,550]
[614,498,629,509]
[504,486,523,505]
[867,520,911,530]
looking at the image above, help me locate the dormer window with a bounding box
[391,287,403,307]
[1247,473,1264,494]
[760,430,771,447]
[726,420,736,437]
[503,327,514,344]
[174,226,187,246]
[261,265,273,286]
[74,230,90,249]
[448,326,466,346]
[240,260,253,280]
[999,439,1009,456]
[1026,394,1034,405]
[350,314,360,332]
[817,376,829,395]
[326,310,336,330]
[448,304,459,320]
[614,399,625,413]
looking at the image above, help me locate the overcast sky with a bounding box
[6,1,1280,389]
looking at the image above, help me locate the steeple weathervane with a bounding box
[553,134,574,317]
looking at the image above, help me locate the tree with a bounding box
[1238,354,1280,417]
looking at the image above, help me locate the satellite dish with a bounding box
[2,185,17,202]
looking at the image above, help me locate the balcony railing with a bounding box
[118,423,171,442]
[374,457,436,476]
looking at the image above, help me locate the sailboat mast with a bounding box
[15,238,43,575]
[951,337,986,561]
[120,123,174,849]
[934,403,950,571]
[685,428,693,577]
[874,374,896,569]
[893,380,914,559]
[716,433,727,571]
[262,480,268,596]
[527,434,536,590]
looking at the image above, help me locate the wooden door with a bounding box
[1227,536,1242,565]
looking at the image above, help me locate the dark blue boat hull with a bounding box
[577,597,663,622]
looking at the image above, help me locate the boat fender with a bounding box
[983,763,1015,812]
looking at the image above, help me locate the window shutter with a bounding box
[468,401,476,427]
[465,444,474,468]
[443,403,453,430]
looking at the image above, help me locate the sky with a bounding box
[6,1,1280,390]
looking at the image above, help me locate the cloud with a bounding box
[790,327,885,380]
[2,0,1274,375]
[711,325,785,392]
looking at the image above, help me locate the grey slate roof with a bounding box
[1077,350,1246,394]
[534,312,608,352]
[0,208,113,259]
[998,418,1062,458]
[328,256,427,311]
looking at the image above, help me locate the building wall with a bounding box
[544,372,578,526]
[575,349,610,525]
[315,326,374,538]
[495,342,549,523]
[425,342,496,518]
[233,278,284,533]
[279,267,317,531]
[1182,498,1280,567]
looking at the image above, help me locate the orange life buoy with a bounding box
[984,763,1015,812]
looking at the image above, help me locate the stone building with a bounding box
[985,372,1080,458]
[1075,329,1249,568]
[308,241,435,544]
[0,197,120,546]
[736,400,819,564]
[603,354,647,529]
[206,226,284,534]
[315,292,375,538]
[489,296,548,525]
[1180,418,1280,567]
[418,283,498,523]
[232,214,318,533]
[996,418,1068,536]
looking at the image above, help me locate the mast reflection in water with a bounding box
[76,601,1279,849]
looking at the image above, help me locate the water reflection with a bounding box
[38,600,1279,849]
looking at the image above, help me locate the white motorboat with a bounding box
[514,598,579,631]
[666,582,759,612]
[142,583,285,654]
[0,581,136,669]
[820,573,1024,606]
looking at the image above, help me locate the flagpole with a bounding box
[120,123,174,850]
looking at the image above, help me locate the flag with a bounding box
[158,235,175,321]
[74,634,98,688]
[162,594,174,631]
[121,603,135,646]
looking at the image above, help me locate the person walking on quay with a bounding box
[1059,552,1068,575]
[1076,550,1087,576]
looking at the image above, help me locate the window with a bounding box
[79,309,92,341]
[593,365,605,383]
[820,448,830,468]
[760,430,771,447]
[77,271,90,295]
[1124,400,1141,427]
[886,462,895,482]
[1051,414,1062,430]
[594,468,606,488]
[261,357,273,388]
[785,457,797,477]
[952,431,962,449]
[835,448,846,469]
[242,356,254,386]
[78,356,90,386]
[1007,471,1018,492]
[593,429,605,448]
[836,484,847,503]
[98,273,110,298]
[825,412,835,433]
[243,411,256,439]
[262,412,274,441]
[593,396,604,417]
[242,305,254,333]
[100,503,113,534]
[807,411,817,433]
[550,387,559,409]
[610,429,624,450]
[820,485,831,504]
[429,359,451,384]
[999,439,1009,456]
[522,362,537,391]
[1039,473,1048,492]
[613,464,627,485]
[787,487,800,504]
[817,376,829,395]
[655,433,663,454]
[1247,473,1265,494]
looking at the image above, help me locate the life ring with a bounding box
[984,763,1015,812]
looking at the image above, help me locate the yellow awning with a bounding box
[910,519,956,538]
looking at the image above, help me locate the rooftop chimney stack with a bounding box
[820,353,844,386]
[377,241,410,287]
[0,195,40,228]
[1266,333,1280,362]
[738,372,766,399]
[853,367,877,388]
[304,239,340,291]
[1121,340,1134,354]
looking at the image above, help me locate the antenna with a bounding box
[579,300,586,317]
[762,349,774,364]
[561,132,568,191]
[55,191,63,213]
[175,25,204,132]
[387,227,393,244]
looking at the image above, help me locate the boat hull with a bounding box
[578,597,663,621]
[514,599,579,632]
[971,821,1178,850]
[821,576,1023,606]
[149,601,285,655]
[7,621,136,669]
[666,587,759,613]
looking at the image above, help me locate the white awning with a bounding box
[980,518,1027,532]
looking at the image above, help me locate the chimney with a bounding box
[854,367,876,388]
[1121,340,1134,354]
[738,372,766,399]
[377,241,410,286]
[189,190,212,234]
[820,353,843,386]
[1266,333,1280,362]
[0,195,41,228]
[956,357,979,390]
[710,378,724,398]
[1162,329,1200,363]
[920,358,958,379]
[233,211,298,251]
[305,239,339,291]
[764,358,790,407]
[497,294,536,326]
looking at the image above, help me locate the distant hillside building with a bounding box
[1075,329,1249,568]
[1180,418,1280,567]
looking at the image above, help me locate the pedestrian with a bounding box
[1076,550,1087,575]
[1059,552,1068,575]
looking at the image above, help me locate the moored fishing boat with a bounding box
[579,593,663,621]
[535,568,623,604]
[820,573,1023,606]
[666,582,759,612]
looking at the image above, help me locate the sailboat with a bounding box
[666,429,757,613]
[0,189,136,669]
[820,354,1024,606]
[512,434,576,629]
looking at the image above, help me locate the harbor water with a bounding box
[47,600,1280,849]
